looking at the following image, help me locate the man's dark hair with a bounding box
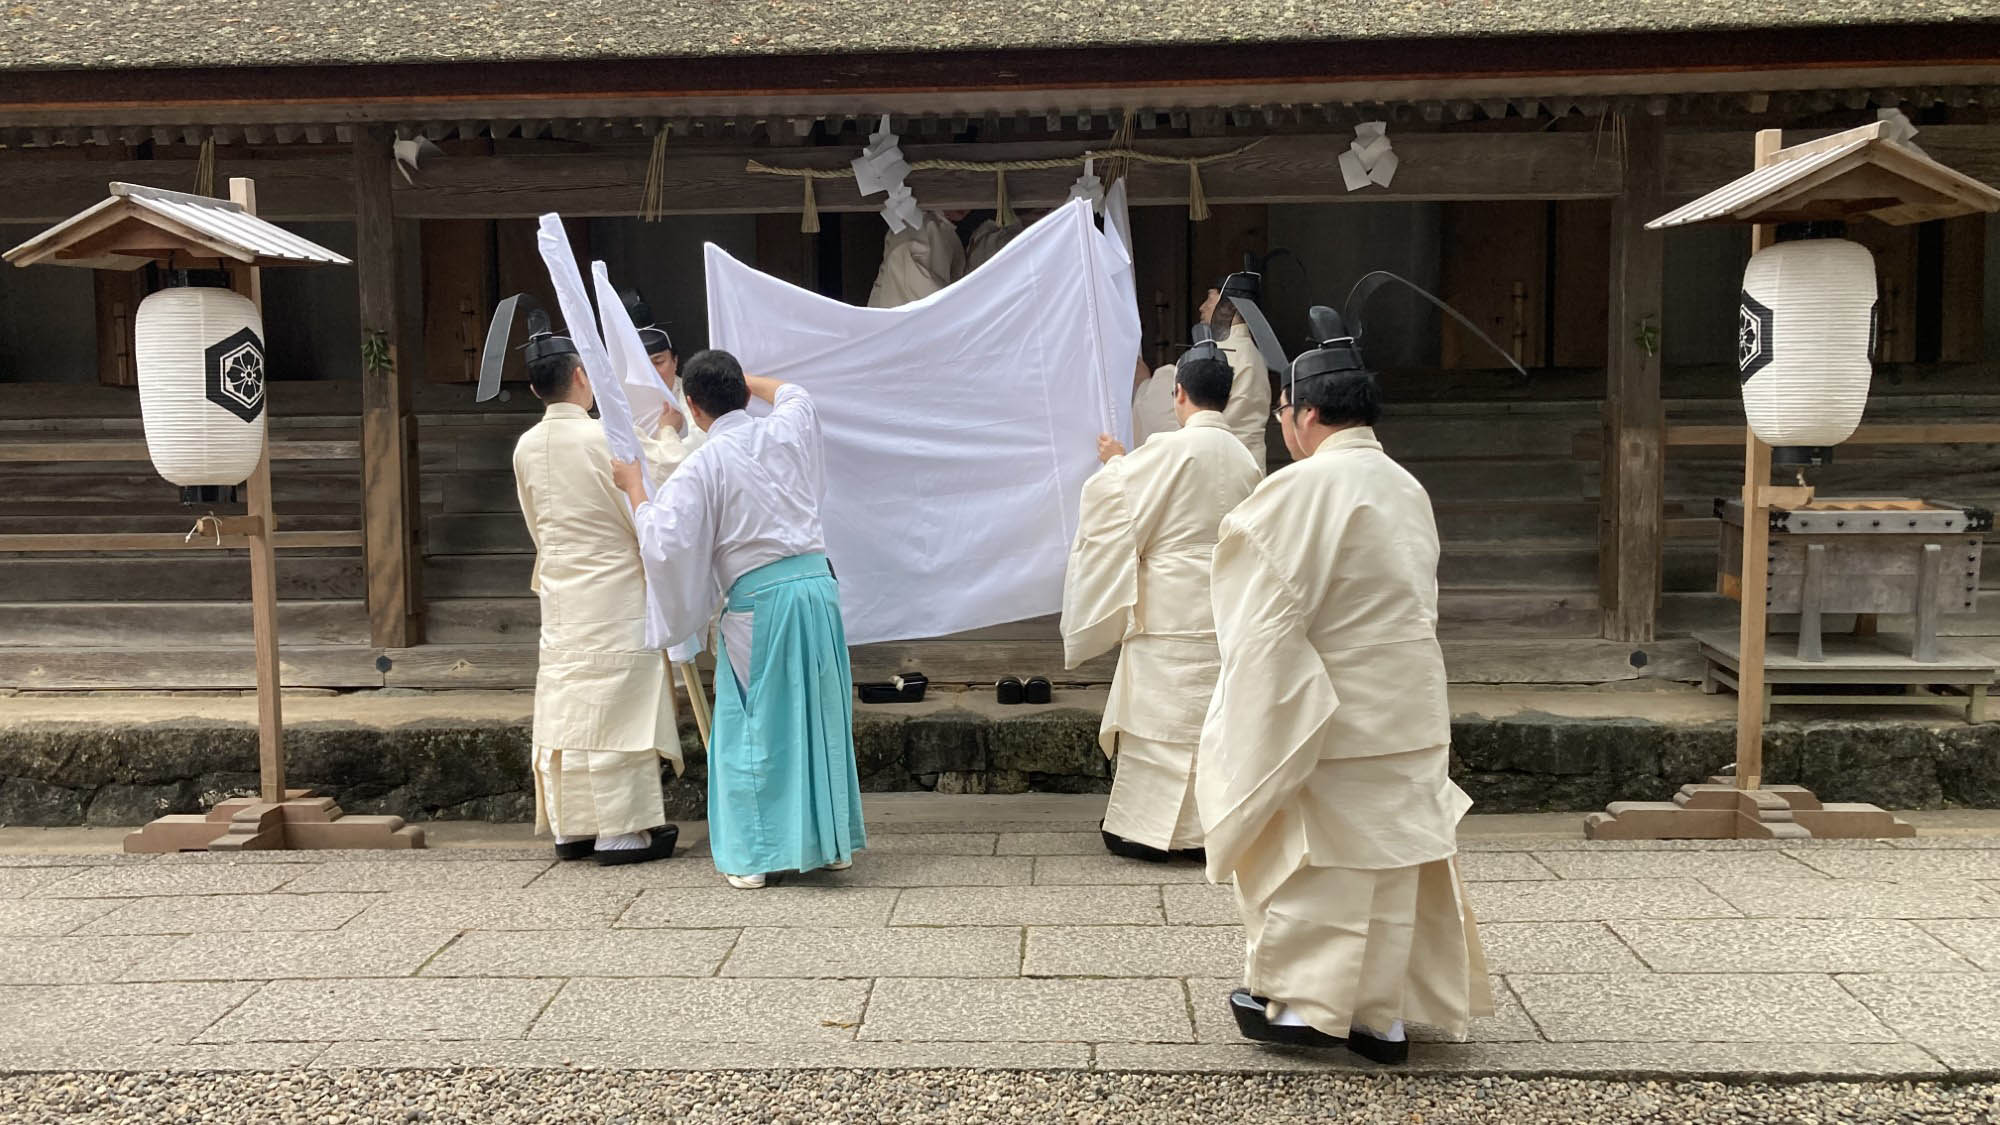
[682,348,751,417]
[1292,369,1382,428]
[527,353,582,400]
[1174,356,1233,411]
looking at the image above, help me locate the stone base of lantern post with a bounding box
[1583,776,1914,840]
[123,791,425,852]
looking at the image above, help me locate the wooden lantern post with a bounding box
[4,179,422,851]
[1587,123,2000,840]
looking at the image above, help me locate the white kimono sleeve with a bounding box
[1195,516,1340,882]
[1059,456,1138,669]
[632,466,723,653]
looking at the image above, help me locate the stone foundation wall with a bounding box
[2,707,1996,827]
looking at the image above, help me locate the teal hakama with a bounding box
[708,552,867,877]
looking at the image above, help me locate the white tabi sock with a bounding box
[1353,1020,1407,1042]
[552,834,590,845]
[1267,1003,1312,1028]
[594,830,651,852]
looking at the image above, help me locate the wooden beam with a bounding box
[0,530,364,552]
[4,126,1996,226]
[353,130,425,648]
[0,439,359,462]
[1666,422,2000,446]
[1600,113,1667,644]
[0,130,1638,224]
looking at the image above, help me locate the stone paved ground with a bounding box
[2,797,1999,1090]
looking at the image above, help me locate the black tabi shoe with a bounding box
[1172,847,1208,865]
[996,677,1024,705]
[1227,988,1346,1049]
[553,839,596,861]
[1346,1028,1411,1066]
[1022,676,1052,704]
[1100,824,1174,864]
[594,823,680,867]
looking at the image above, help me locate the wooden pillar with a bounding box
[1599,114,1668,643]
[226,178,285,804]
[92,270,142,386]
[353,130,425,648]
[1733,129,1785,792]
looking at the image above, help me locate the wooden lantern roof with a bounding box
[1647,120,2000,230]
[3,182,352,271]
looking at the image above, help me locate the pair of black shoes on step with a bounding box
[1227,988,1409,1064]
[1100,823,1205,866]
[552,824,680,867]
[996,676,1051,705]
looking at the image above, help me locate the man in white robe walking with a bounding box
[1131,274,1274,466]
[610,349,867,890]
[514,323,689,865]
[1199,317,1490,1063]
[1062,352,1259,863]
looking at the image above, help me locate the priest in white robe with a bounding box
[610,349,867,890]
[628,290,706,456]
[964,212,1025,272]
[1199,324,1490,1064]
[514,326,689,866]
[1062,351,1259,863]
[1200,282,1273,469]
[867,210,967,308]
[1130,359,1179,449]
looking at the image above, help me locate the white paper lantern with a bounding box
[1737,238,1877,450]
[133,286,267,487]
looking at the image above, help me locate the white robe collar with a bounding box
[1311,425,1381,457]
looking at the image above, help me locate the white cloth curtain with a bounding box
[705,198,1141,646]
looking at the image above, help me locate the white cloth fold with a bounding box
[535,214,699,659]
[705,198,1140,645]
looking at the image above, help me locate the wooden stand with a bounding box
[1587,777,1915,840]
[1586,129,1918,841]
[115,179,424,852]
[1698,629,1993,723]
[124,792,422,853]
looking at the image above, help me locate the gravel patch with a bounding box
[1,1070,1997,1124]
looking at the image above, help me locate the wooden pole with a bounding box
[677,661,711,748]
[353,129,425,649]
[1601,112,1668,643]
[1733,129,1784,792]
[226,177,285,805]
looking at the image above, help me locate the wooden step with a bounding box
[0,553,529,601]
[0,644,383,691]
[0,636,1704,692]
[0,601,371,647]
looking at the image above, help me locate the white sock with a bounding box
[553,834,590,845]
[1353,1020,1406,1042]
[595,830,651,852]
[1268,1003,1312,1028]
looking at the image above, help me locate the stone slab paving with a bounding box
[1,819,1999,1083]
